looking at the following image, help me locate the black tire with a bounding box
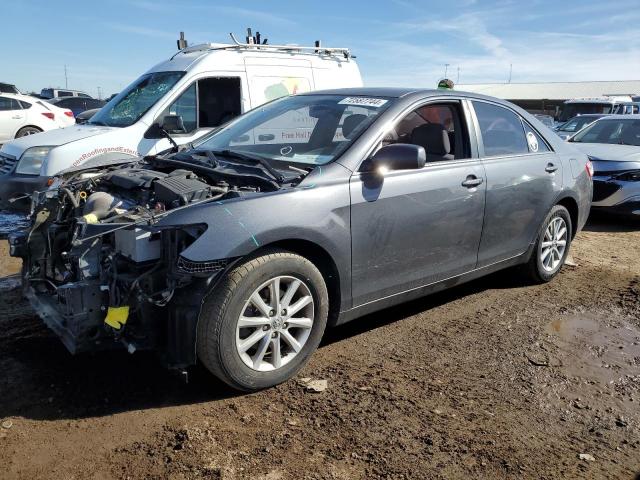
[15,126,42,138]
[522,205,573,284]
[197,249,329,391]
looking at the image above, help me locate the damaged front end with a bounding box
[9,154,291,367]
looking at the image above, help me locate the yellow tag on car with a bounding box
[83,213,99,224]
[104,306,130,330]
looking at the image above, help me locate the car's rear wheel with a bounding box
[523,205,572,283]
[15,126,42,138]
[197,250,329,391]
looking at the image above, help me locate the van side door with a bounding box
[150,75,245,154]
[470,100,562,267]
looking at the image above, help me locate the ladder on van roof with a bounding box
[173,31,352,60]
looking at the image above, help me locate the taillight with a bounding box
[585,160,594,178]
[64,110,74,118]
[41,112,55,120]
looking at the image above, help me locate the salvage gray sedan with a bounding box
[9,88,592,391]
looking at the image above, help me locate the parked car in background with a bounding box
[40,88,93,99]
[534,114,555,128]
[0,93,75,143]
[0,32,362,210]
[0,83,20,94]
[569,115,640,217]
[47,97,105,116]
[9,88,592,391]
[554,114,608,140]
[75,108,100,124]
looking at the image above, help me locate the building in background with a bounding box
[457,80,640,119]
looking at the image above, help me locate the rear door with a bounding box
[470,100,562,267]
[0,97,25,141]
[349,99,486,307]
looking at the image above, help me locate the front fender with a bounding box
[156,179,352,302]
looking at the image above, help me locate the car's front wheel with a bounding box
[523,204,573,283]
[197,250,329,391]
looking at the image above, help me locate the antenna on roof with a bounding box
[244,28,267,46]
[177,32,188,50]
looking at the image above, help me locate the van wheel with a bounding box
[522,205,572,283]
[15,126,42,138]
[197,250,329,392]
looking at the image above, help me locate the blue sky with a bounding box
[4,0,640,98]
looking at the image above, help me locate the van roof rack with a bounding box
[171,32,352,60]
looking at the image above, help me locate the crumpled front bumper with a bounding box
[24,280,116,354]
[592,175,640,216]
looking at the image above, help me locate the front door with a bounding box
[349,101,486,307]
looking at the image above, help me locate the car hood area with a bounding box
[0,124,118,158]
[570,142,640,162]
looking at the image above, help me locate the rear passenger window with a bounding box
[58,91,73,97]
[19,101,32,109]
[522,121,551,153]
[473,102,529,157]
[0,97,20,111]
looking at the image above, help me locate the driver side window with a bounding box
[386,102,471,161]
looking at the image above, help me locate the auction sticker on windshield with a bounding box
[338,97,388,108]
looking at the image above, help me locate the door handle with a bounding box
[545,163,558,173]
[461,175,483,188]
[11,115,23,119]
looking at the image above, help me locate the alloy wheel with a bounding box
[540,216,567,273]
[236,276,314,372]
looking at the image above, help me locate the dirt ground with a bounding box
[1,215,639,480]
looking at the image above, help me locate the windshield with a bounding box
[571,118,640,146]
[89,71,184,127]
[559,103,613,122]
[40,88,54,99]
[558,116,598,133]
[194,94,392,166]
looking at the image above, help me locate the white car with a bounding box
[0,31,362,210]
[0,93,75,143]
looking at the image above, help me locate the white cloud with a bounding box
[355,9,640,86]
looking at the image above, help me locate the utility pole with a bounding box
[508,63,513,83]
[97,86,102,100]
[64,65,68,88]
[444,63,450,78]
[456,66,460,84]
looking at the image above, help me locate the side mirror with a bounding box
[363,143,426,173]
[161,114,185,133]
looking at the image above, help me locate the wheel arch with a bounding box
[555,194,579,239]
[240,239,342,327]
[15,125,43,138]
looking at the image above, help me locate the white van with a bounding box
[557,96,633,123]
[0,33,362,209]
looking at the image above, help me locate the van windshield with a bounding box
[89,71,185,128]
[194,94,392,166]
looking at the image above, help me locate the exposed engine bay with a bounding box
[9,152,308,366]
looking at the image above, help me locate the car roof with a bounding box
[0,92,42,102]
[591,114,640,120]
[301,87,513,104]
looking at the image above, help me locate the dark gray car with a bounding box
[9,88,592,391]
